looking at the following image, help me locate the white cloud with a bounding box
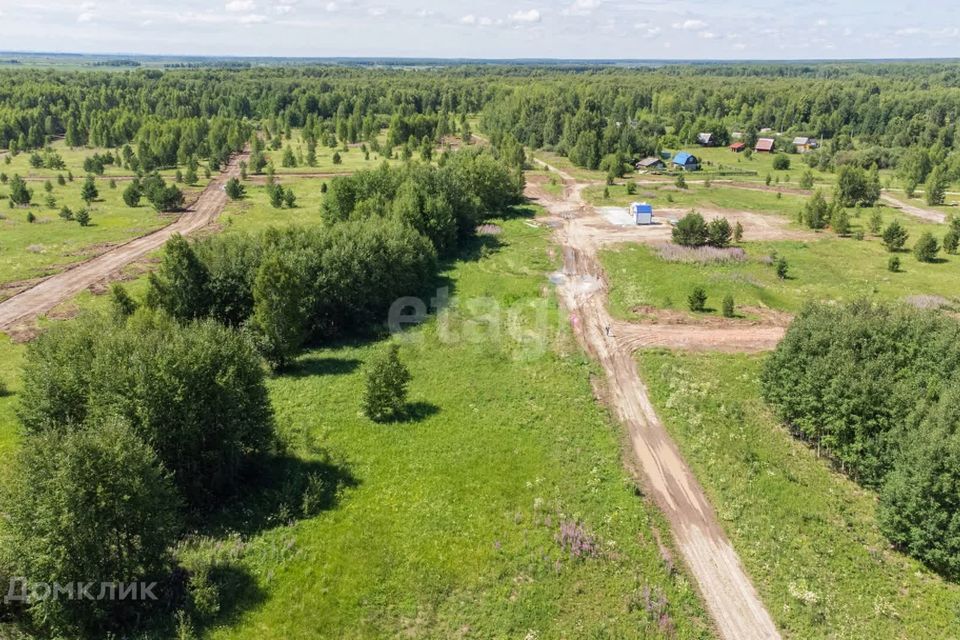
[325,1,338,11]
[509,9,540,23]
[460,14,476,25]
[562,0,600,16]
[894,26,959,37]
[175,10,267,24]
[367,7,386,16]
[225,0,255,12]
[633,22,661,37]
[673,19,707,30]
[732,42,747,50]
[698,30,715,39]
[816,18,828,27]
[77,11,94,22]
[274,5,293,14]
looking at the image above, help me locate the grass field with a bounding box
[639,351,960,638]
[0,175,208,294]
[1,139,207,179]
[189,215,713,639]
[219,177,328,234]
[585,182,808,215]
[600,204,959,318]
[0,214,715,639]
[266,129,408,175]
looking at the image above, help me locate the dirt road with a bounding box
[0,150,248,333]
[532,159,781,639]
[879,193,947,223]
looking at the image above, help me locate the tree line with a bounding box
[762,301,960,581]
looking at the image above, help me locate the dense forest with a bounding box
[4,63,960,186]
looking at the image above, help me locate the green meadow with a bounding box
[600,204,959,318]
[0,215,714,639]
[0,174,207,294]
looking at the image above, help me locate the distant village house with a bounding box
[729,142,746,153]
[636,156,666,171]
[672,151,700,171]
[755,138,775,153]
[696,132,715,146]
[792,136,818,152]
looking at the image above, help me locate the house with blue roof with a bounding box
[672,151,700,171]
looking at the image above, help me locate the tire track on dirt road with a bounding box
[0,149,249,333]
[532,158,781,640]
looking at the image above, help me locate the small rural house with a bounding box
[792,136,818,152]
[696,132,715,146]
[631,202,653,225]
[729,142,746,153]
[672,151,700,171]
[755,138,775,153]
[636,156,665,171]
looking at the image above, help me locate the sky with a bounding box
[0,0,959,60]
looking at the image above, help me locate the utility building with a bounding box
[631,202,653,225]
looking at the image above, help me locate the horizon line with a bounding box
[3,50,960,65]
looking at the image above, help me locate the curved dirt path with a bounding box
[532,158,781,640]
[0,149,248,332]
[879,193,946,223]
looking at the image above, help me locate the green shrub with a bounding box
[888,255,900,272]
[775,256,789,279]
[363,343,411,422]
[18,313,275,508]
[706,217,732,248]
[672,211,708,247]
[2,420,181,637]
[722,295,735,318]
[944,228,960,254]
[913,232,940,263]
[773,153,790,170]
[687,286,707,312]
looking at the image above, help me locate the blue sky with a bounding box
[1,0,958,59]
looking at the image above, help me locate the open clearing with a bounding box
[0,150,247,333]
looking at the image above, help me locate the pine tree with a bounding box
[80,175,98,203]
[363,344,411,422]
[925,165,949,206]
[8,174,32,206]
[145,234,209,320]
[74,207,91,227]
[882,220,909,252]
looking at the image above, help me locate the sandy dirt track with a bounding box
[879,193,947,223]
[0,149,248,332]
[532,159,781,639]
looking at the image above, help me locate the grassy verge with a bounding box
[639,351,960,638]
